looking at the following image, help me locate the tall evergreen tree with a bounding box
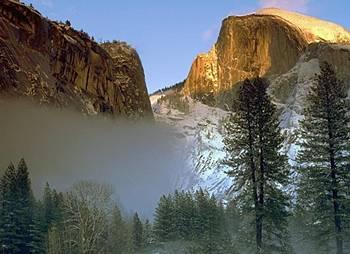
[153,194,175,241]
[143,219,153,247]
[297,62,350,254]
[15,159,35,253]
[42,183,54,233]
[0,159,42,254]
[0,163,20,254]
[132,212,143,252]
[193,189,224,253]
[224,77,291,253]
[107,206,132,254]
[173,190,196,240]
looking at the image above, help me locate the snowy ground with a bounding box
[151,92,302,200]
[151,94,233,199]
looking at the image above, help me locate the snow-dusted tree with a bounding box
[0,162,20,253]
[153,194,175,241]
[107,205,132,253]
[132,212,143,252]
[297,62,350,254]
[143,219,153,247]
[0,159,43,254]
[224,77,291,253]
[62,181,114,254]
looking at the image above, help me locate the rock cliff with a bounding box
[0,0,152,117]
[183,13,307,97]
[183,9,350,100]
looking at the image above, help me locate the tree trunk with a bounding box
[256,119,265,254]
[246,107,261,253]
[249,137,260,252]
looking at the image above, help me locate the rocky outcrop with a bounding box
[183,9,350,100]
[305,43,350,80]
[183,13,307,97]
[183,46,218,96]
[270,43,350,113]
[101,42,152,117]
[0,0,152,117]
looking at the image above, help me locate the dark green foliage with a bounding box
[132,212,143,252]
[107,206,132,254]
[143,219,153,247]
[153,194,175,241]
[296,62,350,254]
[173,190,196,240]
[224,77,291,253]
[153,190,231,253]
[193,189,222,252]
[0,160,149,254]
[0,159,43,254]
[0,163,20,253]
[42,183,54,233]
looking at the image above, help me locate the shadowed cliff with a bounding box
[0,0,152,117]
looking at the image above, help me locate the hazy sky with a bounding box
[22,0,350,93]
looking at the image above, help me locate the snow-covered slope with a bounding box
[151,94,233,198]
[151,44,350,199]
[151,92,300,199]
[257,8,350,43]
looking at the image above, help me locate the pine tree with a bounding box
[193,189,224,253]
[17,159,44,253]
[183,191,197,241]
[15,159,35,253]
[143,219,153,247]
[0,163,20,254]
[132,212,143,252]
[297,62,350,254]
[0,159,42,254]
[50,189,64,225]
[107,206,132,254]
[153,194,175,241]
[224,77,291,253]
[223,200,240,252]
[224,200,240,243]
[173,190,196,240]
[42,183,54,232]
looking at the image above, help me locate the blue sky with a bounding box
[22,0,350,93]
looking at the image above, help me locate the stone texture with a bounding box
[101,42,152,117]
[183,46,218,96]
[0,0,152,118]
[183,14,307,97]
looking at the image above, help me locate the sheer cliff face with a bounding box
[183,46,218,95]
[183,14,307,96]
[0,0,152,117]
[101,43,152,117]
[183,9,350,98]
